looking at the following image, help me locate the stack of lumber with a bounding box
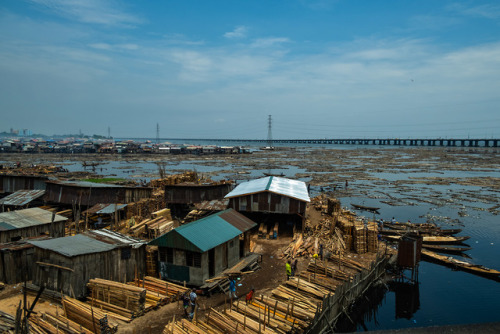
[145,218,174,239]
[366,222,379,252]
[125,194,164,221]
[306,259,351,282]
[281,234,316,259]
[32,311,94,334]
[271,285,321,314]
[146,247,158,277]
[62,296,118,333]
[24,283,64,304]
[353,224,367,254]
[87,278,146,318]
[130,276,189,303]
[284,277,326,299]
[129,217,173,239]
[0,310,15,333]
[328,255,367,271]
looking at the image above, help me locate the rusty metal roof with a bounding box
[0,190,46,206]
[194,199,229,211]
[218,209,257,233]
[0,207,67,231]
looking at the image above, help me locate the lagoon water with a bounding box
[2,141,499,331]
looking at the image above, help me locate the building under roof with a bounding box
[149,209,256,286]
[0,207,67,243]
[30,229,146,298]
[225,176,310,203]
[44,179,152,206]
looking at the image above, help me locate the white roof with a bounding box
[224,176,310,202]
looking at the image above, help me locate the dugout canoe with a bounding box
[421,250,500,281]
[382,235,470,244]
[351,203,380,213]
[422,244,472,255]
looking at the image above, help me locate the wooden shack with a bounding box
[44,180,152,206]
[149,209,256,286]
[0,174,48,193]
[164,182,233,204]
[0,207,67,243]
[224,176,310,231]
[0,237,49,284]
[30,230,146,298]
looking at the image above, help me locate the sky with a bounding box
[1,0,500,139]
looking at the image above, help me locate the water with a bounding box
[1,142,499,331]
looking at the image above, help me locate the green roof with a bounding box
[149,209,255,252]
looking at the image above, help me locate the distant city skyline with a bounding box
[1,1,500,139]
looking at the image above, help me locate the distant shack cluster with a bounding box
[0,138,251,154]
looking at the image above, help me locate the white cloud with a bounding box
[250,37,290,48]
[448,3,500,19]
[224,26,248,39]
[28,0,142,26]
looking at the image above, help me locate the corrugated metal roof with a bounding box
[0,190,46,206]
[30,234,115,257]
[0,208,67,230]
[46,180,122,188]
[84,203,128,215]
[194,199,229,211]
[29,230,145,257]
[149,209,256,252]
[90,229,144,248]
[218,209,257,232]
[224,176,310,202]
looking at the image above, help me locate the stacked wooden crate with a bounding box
[87,278,146,318]
[353,223,367,254]
[366,222,379,252]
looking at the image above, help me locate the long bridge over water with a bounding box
[155,138,500,147]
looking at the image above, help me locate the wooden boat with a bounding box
[421,250,500,281]
[382,235,470,244]
[379,228,462,237]
[382,223,461,235]
[422,244,472,255]
[263,172,285,177]
[351,203,380,213]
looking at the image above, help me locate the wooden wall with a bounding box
[32,245,146,298]
[0,221,66,244]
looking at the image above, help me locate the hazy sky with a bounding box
[1,1,499,139]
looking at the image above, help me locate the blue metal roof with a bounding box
[149,209,256,252]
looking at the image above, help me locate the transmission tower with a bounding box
[156,123,160,144]
[267,115,273,148]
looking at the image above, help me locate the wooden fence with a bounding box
[306,252,391,334]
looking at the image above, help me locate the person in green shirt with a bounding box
[286,260,292,280]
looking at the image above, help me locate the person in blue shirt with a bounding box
[228,277,237,299]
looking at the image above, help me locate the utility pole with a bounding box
[156,123,160,144]
[267,115,273,149]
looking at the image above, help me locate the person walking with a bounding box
[286,260,292,280]
[228,277,237,299]
[189,288,197,319]
[182,291,190,317]
[291,259,298,277]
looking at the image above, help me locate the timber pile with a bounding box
[366,222,379,252]
[0,310,15,333]
[32,311,94,334]
[62,296,118,334]
[129,217,174,239]
[306,259,351,282]
[129,276,189,303]
[146,247,158,277]
[125,193,164,221]
[258,223,268,238]
[24,283,64,304]
[353,224,367,254]
[87,278,146,318]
